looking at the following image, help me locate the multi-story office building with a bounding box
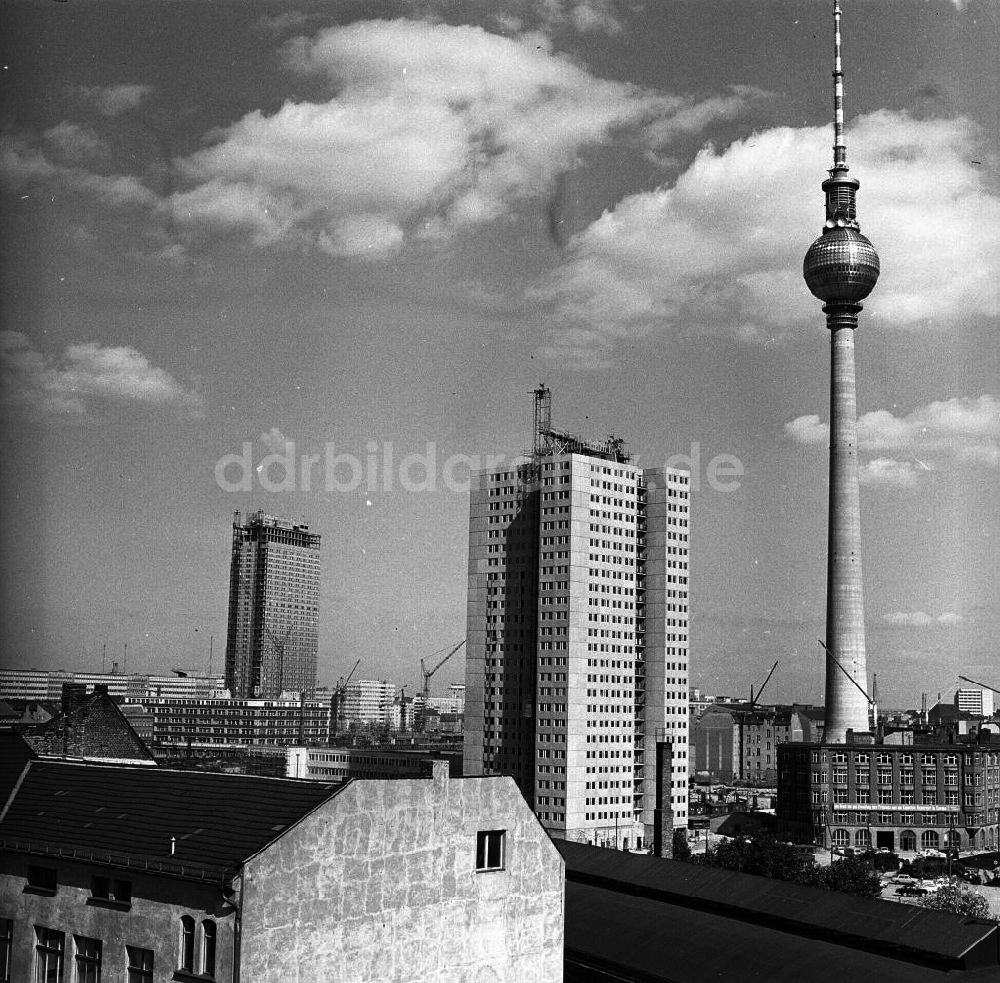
[338,679,396,730]
[133,696,331,749]
[779,736,1000,853]
[225,511,321,699]
[0,669,224,702]
[464,388,690,849]
[955,688,995,718]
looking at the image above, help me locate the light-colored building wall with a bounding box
[956,688,995,717]
[0,669,225,702]
[464,451,690,850]
[239,772,565,983]
[340,679,396,728]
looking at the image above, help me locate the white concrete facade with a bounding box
[464,452,689,849]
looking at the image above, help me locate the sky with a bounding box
[0,0,997,708]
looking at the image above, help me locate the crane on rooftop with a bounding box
[421,640,466,700]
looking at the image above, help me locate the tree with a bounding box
[707,834,814,884]
[672,828,691,861]
[813,855,883,898]
[919,884,992,919]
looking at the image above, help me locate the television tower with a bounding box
[803,1,880,743]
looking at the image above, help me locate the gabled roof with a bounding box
[0,759,342,882]
[22,689,156,764]
[558,841,998,971]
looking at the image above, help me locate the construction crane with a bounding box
[421,640,465,699]
[332,658,362,736]
[416,640,465,732]
[748,660,779,708]
[959,674,1000,696]
[818,639,878,732]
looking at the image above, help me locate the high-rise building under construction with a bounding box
[463,388,690,849]
[224,510,321,699]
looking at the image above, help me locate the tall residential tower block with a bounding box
[464,389,690,849]
[225,511,321,699]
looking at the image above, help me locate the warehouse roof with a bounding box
[558,841,999,975]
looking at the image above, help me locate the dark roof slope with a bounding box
[558,841,998,971]
[23,690,155,763]
[565,880,1000,983]
[0,760,341,882]
[0,731,36,802]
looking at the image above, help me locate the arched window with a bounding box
[855,829,871,848]
[179,916,195,972]
[945,829,961,849]
[920,830,939,850]
[201,920,217,978]
[899,830,916,852]
[831,828,850,847]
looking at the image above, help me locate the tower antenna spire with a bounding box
[832,0,847,172]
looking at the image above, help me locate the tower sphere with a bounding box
[803,226,880,305]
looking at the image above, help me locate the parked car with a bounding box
[897,885,929,897]
[893,874,917,885]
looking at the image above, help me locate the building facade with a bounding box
[224,511,321,699]
[778,735,1000,853]
[956,688,995,718]
[694,704,825,784]
[1,757,563,982]
[133,696,331,750]
[338,679,397,730]
[0,669,224,703]
[464,392,690,849]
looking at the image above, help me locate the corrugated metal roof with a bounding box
[558,841,997,967]
[0,759,341,881]
[566,880,1000,983]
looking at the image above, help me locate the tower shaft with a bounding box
[824,311,870,741]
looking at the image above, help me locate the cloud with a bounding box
[533,112,999,358]
[0,131,156,207]
[260,427,293,455]
[884,611,964,627]
[42,122,108,165]
[859,458,917,489]
[786,395,1000,484]
[169,19,745,257]
[784,414,828,446]
[0,332,202,417]
[74,83,152,117]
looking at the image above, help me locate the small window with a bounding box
[89,876,131,908]
[26,865,57,895]
[179,916,195,972]
[201,920,216,978]
[34,926,64,982]
[126,945,153,983]
[74,936,102,983]
[475,830,506,871]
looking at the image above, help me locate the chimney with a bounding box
[61,683,88,716]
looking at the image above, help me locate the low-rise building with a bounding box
[1,752,563,982]
[777,731,1000,853]
[693,704,824,784]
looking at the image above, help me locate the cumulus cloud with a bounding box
[884,611,964,627]
[784,414,828,446]
[260,427,293,455]
[74,83,152,117]
[0,332,202,417]
[168,19,753,257]
[533,112,999,358]
[786,395,1000,485]
[859,458,917,489]
[0,131,156,207]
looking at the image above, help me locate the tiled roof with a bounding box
[0,759,342,881]
[558,841,998,970]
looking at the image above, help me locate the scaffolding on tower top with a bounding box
[531,385,631,464]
